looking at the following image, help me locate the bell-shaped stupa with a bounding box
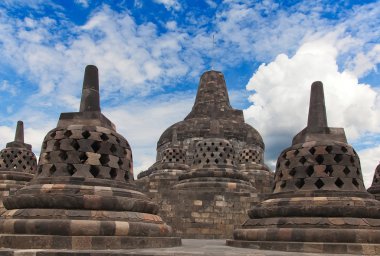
[139,71,272,191]
[137,70,272,238]
[368,163,380,200]
[0,121,36,214]
[0,65,180,250]
[227,82,380,254]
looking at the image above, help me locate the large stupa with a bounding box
[227,81,380,254]
[0,65,181,250]
[137,70,273,238]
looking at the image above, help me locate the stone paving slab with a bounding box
[0,239,359,256]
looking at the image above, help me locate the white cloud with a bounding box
[348,45,380,78]
[75,0,89,8]
[358,145,380,188]
[0,6,195,112]
[212,0,329,63]
[0,0,62,10]
[0,126,15,149]
[6,1,377,115]
[0,1,378,108]
[210,0,380,71]
[205,0,217,8]
[244,34,380,187]
[153,0,181,11]
[0,80,17,96]
[134,0,143,8]
[0,5,208,178]
[165,21,177,30]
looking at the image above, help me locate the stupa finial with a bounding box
[14,121,24,143]
[57,65,115,130]
[307,81,328,128]
[292,81,347,145]
[185,71,244,121]
[79,65,100,112]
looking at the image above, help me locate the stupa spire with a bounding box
[79,65,100,112]
[185,70,243,121]
[307,81,328,128]
[292,81,347,144]
[6,121,31,150]
[57,65,114,130]
[14,121,24,143]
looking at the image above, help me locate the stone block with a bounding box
[215,201,227,207]
[193,200,202,206]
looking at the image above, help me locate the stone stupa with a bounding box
[139,71,272,193]
[368,163,380,200]
[227,81,380,254]
[0,65,181,250]
[137,70,273,238]
[0,121,36,214]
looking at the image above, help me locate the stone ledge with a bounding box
[0,235,181,250]
[226,239,380,255]
[0,239,364,255]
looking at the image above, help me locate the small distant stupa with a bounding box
[368,163,380,200]
[0,121,36,213]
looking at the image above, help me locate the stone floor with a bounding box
[0,239,360,256]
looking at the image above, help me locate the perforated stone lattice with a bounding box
[273,142,365,193]
[238,148,263,164]
[37,126,133,181]
[371,166,380,186]
[0,148,37,174]
[162,148,185,164]
[368,164,380,198]
[191,139,235,168]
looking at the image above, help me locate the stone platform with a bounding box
[0,239,367,255]
[148,189,259,239]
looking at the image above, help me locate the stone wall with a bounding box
[136,171,266,239]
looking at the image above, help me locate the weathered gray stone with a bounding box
[0,121,36,214]
[228,81,380,254]
[368,163,380,200]
[136,70,273,239]
[0,65,180,250]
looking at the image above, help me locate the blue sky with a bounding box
[0,0,380,187]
